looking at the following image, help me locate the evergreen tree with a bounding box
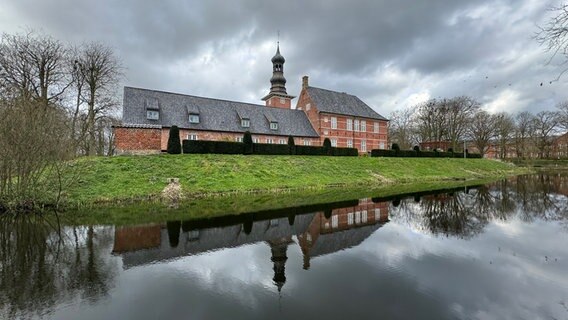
[323,138,332,155]
[287,136,296,155]
[167,126,181,154]
[243,131,253,154]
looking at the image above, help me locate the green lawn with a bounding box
[65,154,528,205]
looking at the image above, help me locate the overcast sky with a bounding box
[1,0,566,117]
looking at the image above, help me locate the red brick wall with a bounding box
[265,96,292,109]
[161,128,319,151]
[112,224,162,253]
[114,127,162,154]
[295,88,388,153]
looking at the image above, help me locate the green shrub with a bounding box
[243,131,253,155]
[167,126,182,154]
[413,145,420,152]
[295,145,328,155]
[183,140,244,154]
[287,136,296,155]
[391,143,400,151]
[371,148,482,158]
[253,143,290,155]
[332,147,359,156]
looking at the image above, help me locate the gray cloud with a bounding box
[1,0,567,117]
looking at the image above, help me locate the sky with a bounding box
[1,0,566,117]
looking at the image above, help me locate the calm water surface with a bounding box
[1,173,567,320]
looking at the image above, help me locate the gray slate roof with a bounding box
[122,86,319,137]
[307,86,388,121]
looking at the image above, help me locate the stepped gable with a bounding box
[122,86,319,137]
[306,86,387,120]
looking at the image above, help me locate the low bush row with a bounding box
[370,149,482,158]
[182,140,359,156]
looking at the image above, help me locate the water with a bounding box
[1,173,567,319]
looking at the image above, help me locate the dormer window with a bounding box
[241,118,250,128]
[189,114,200,124]
[270,121,278,130]
[146,110,159,120]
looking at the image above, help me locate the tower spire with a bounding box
[261,40,295,108]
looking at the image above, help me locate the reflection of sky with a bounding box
[48,216,568,320]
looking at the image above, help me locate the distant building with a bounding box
[114,44,389,154]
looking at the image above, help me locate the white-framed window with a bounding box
[146,110,159,120]
[279,139,286,144]
[188,230,199,241]
[331,117,337,129]
[331,215,338,228]
[187,133,198,141]
[347,119,353,131]
[362,210,368,223]
[361,140,367,152]
[374,122,379,133]
[306,103,311,111]
[361,120,366,132]
[303,139,311,146]
[354,120,360,132]
[253,137,260,143]
[347,140,353,148]
[355,211,361,224]
[241,118,250,128]
[331,139,337,147]
[379,142,385,150]
[374,208,381,221]
[266,138,274,144]
[189,114,200,124]
[270,122,278,130]
[235,137,243,142]
[348,212,354,225]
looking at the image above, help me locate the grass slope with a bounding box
[66,154,527,205]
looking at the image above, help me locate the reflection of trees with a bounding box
[390,173,568,238]
[0,216,118,318]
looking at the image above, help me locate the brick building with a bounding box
[114,45,388,154]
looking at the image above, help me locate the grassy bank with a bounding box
[63,178,495,226]
[64,154,528,206]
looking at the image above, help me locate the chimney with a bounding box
[302,76,309,89]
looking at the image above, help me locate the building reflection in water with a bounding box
[111,174,568,292]
[112,198,390,291]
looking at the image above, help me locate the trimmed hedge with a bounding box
[332,147,360,157]
[253,143,290,155]
[371,149,482,158]
[183,140,244,154]
[295,145,329,156]
[183,139,358,156]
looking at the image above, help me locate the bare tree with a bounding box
[536,4,568,80]
[415,99,447,143]
[514,111,535,159]
[532,110,560,158]
[73,43,122,155]
[446,96,480,151]
[494,112,516,159]
[0,97,75,209]
[468,110,496,157]
[557,101,568,131]
[0,30,70,107]
[388,107,416,149]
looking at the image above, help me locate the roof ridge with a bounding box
[124,86,267,107]
[308,86,356,97]
[125,86,305,113]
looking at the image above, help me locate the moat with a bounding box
[1,172,567,319]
